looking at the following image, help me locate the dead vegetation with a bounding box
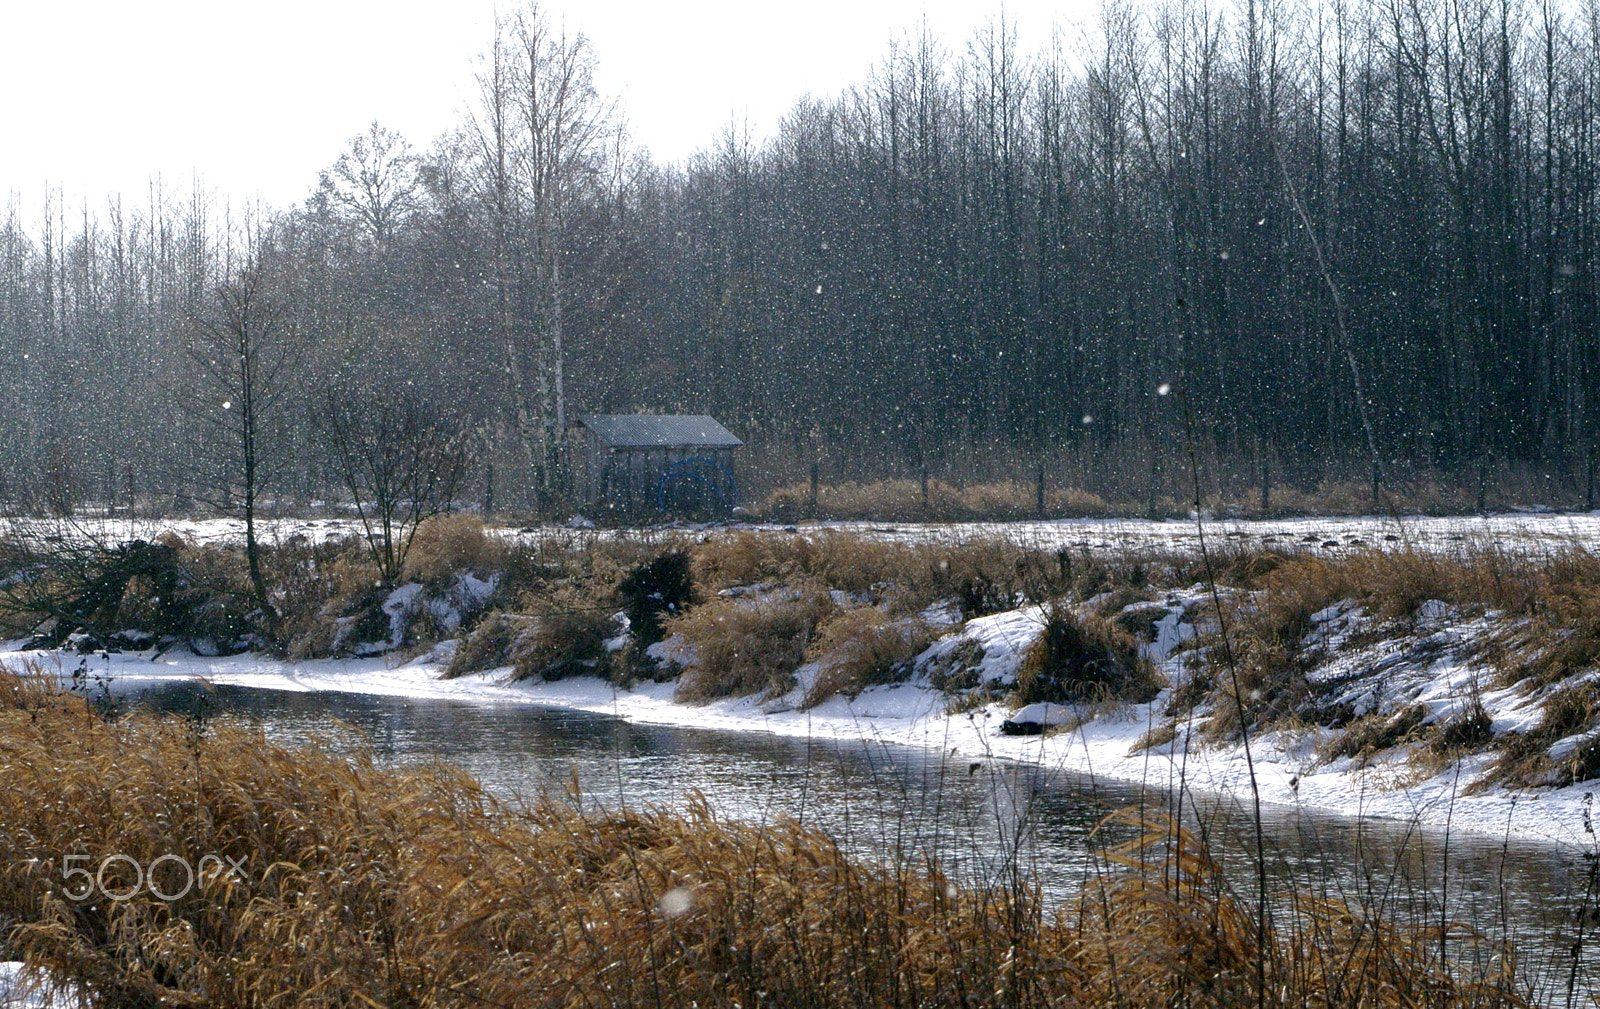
[0,668,1532,1009]
[1010,602,1160,707]
[802,608,935,707]
[5,521,1600,777]
[759,477,1111,522]
[669,588,836,702]
[400,512,502,585]
[754,473,1499,523]
[1170,546,1600,771]
[1477,682,1600,790]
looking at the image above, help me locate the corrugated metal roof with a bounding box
[578,414,743,448]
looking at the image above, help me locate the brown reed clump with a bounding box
[400,512,503,586]
[801,607,935,708]
[668,587,836,701]
[1010,602,1160,707]
[0,665,1527,1009]
[759,478,1110,522]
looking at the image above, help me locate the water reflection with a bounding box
[131,681,1597,1002]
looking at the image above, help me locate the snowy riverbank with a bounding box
[5,627,1596,853]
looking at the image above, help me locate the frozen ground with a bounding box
[17,511,1600,558]
[5,592,1596,853]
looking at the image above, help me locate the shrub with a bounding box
[616,550,694,649]
[802,608,934,708]
[402,513,499,585]
[670,589,835,702]
[508,586,617,682]
[1010,602,1160,707]
[442,609,529,678]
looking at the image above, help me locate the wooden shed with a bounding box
[573,415,742,520]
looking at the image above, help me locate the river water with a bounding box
[128,681,1598,1004]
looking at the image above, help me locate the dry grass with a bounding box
[507,585,618,682]
[1477,682,1600,789]
[669,588,836,702]
[0,667,1529,1009]
[692,529,1062,617]
[802,608,935,708]
[1011,602,1161,707]
[400,513,502,585]
[1318,704,1431,765]
[759,478,1110,522]
[440,609,528,678]
[1250,477,1478,517]
[1178,546,1600,749]
[1238,546,1600,640]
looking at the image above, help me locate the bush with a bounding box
[670,589,835,702]
[442,609,529,678]
[616,550,694,649]
[802,608,934,708]
[1010,602,1160,707]
[402,513,499,585]
[508,586,617,682]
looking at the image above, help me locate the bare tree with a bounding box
[317,390,467,586]
[184,250,294,635]
[470,2,615,501]
[319,122,421,245]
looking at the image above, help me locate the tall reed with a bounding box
[0,664,1532,1009]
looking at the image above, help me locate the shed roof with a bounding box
[578,414,743,449]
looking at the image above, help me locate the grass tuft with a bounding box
[802,608,935,708]
[1011,601,1160,707]
[669,588,835,702]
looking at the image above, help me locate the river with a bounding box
[121,679,1599,1005]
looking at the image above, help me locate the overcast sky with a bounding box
[0,1,1091,215]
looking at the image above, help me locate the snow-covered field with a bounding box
[19,511,1600,558]
[5,587,1596,853]
[831,511,1600,557]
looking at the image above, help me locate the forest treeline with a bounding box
[2,0,1598,516]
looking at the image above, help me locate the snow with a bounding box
[5,611,1598,854]
[26,511,1600,558]
[0,963,70,1008]
[820,513,1600,558]
[1007,702,1076,727]
[916,606,1045,685]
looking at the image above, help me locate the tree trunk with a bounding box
[1259,434,1271,513]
